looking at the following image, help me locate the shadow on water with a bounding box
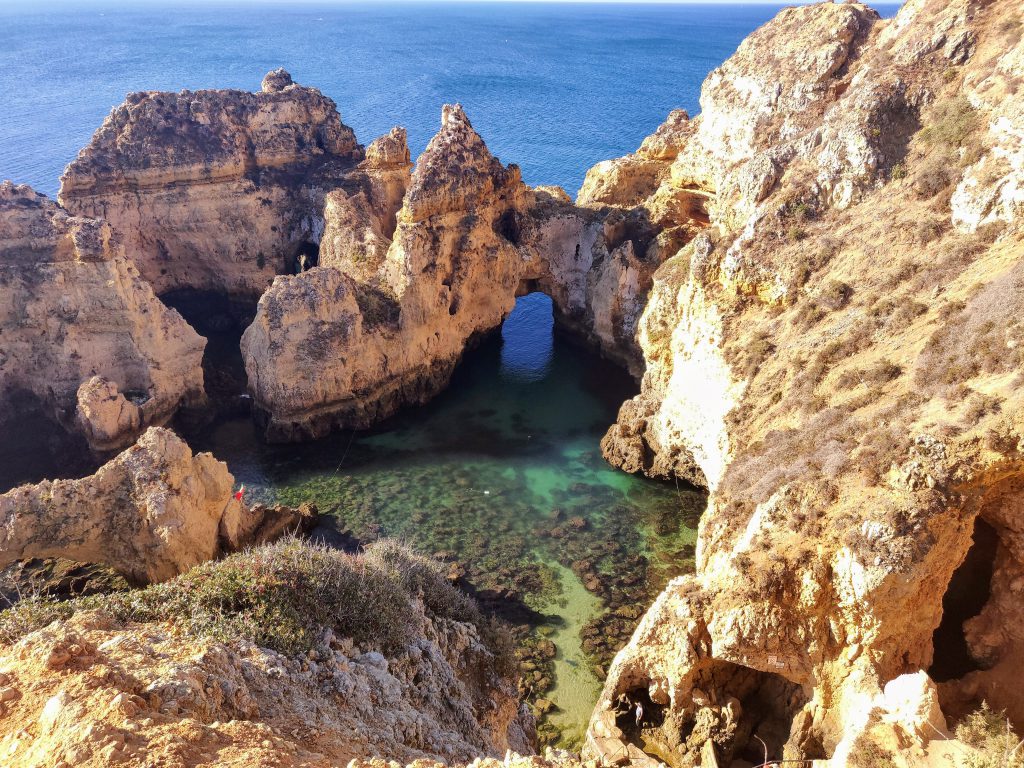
[0,390,97,493]
[188,293,708,746]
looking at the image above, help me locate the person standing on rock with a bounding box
[635,701,644,728]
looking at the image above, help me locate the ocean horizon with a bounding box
[0,1,901,198]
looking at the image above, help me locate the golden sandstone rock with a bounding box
[0,428,240,583]
[0,182,205,452]
[58,69,361,297]
[2,0,1024,763]
[588,0,1024,765]
[241,104,677,440]
[0,427,314,584]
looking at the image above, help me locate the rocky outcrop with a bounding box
[0,541,532,767]
[0,427,303,584]
[242,105,689,440]
[0,182,205,452]
[58,70,363,298]
[588,0,1024,765]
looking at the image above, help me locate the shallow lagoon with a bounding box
[191,294,706,745]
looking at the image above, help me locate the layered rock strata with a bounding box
[586,0,1024,765]
[0,427,302,584]
[58,69,362,298]
[0,557,531,767]
[242,106,687,440]
[0,182,205,452]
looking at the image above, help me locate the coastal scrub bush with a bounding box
[0,539,508,663]
[919,96,980,150]
[913,152,956,198]
[734,329,776,379]
[835,359,902,390]
[954,702,1024,768]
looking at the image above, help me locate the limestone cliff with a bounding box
[58,69,362,298]
[587,0,1024,765]
[0,540,532,767]
[0,182,205,453]
[0,427,309,584]
[243,106,688,440]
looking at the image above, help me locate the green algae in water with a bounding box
[543,560,604,749]
[190,294,706,746]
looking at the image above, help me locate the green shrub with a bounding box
[919,96,980,149]
[954,702,1024,768]
[0,539,505,662]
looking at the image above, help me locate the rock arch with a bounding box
[241,104,702,441]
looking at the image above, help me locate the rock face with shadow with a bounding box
[0,427,312,585]
[58,68,362,299]
[0,182,205,453]
[242,105,693,441]
[583,0,1024,765]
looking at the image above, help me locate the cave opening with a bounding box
[929,516,999,683]
[612,663,823,768]
[159,289,258,414]
[293,240,320,273]
[499,292,554,383]
[684,190,712,227]
[495,208,522,245]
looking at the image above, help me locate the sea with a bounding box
[0,0,901,748]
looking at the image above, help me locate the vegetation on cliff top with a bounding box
[0,538,514,670]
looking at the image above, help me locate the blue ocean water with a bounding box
[0,2,899,199]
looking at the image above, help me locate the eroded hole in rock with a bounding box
[293,240,320,273]
[604,210,657,261]
[930,516,998,682]
[684,191,712,227]
[495,208,522,245]
[160,289,258,413]
[499,292,553,382]
[616,663,822,767]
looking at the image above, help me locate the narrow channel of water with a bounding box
[190,293,706,745]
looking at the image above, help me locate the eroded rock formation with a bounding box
[1,0,1022,765]
[587,0,1024,765]
[0,182,205,453]
[242,105,690,440]
[0,427,303,584]
[0,588,531,767]
[58,69,362,298]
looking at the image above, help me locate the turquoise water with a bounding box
[192,294,705,745]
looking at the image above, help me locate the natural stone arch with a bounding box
[241,104,700,442]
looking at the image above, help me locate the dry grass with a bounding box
[0,539,514,670]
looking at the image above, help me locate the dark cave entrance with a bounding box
[929,516,999,682]
[495,208,522,245]
[160,289,259,415]
[292,240,320,273]
[614,663,823,768]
